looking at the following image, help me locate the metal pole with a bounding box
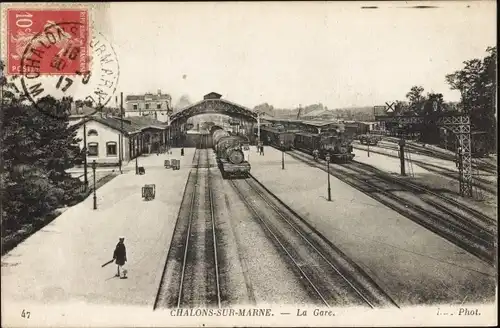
[399,138,406,176]
[135,144,139,175]
[92,160,97,210]
[458,146,463,195]
[83,121,88,190]
[282,146,285,170]
[257,112,261,145]
[119,92,123,174]
[367,136,370,157]
[327,157,331,201]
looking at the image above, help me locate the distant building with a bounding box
[125,89,172,123]
[301,109,336,120]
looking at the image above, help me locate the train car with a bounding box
[213,129,251,178]
[358,134,380,146]
[294,131,355,163]
[260,125,296,150]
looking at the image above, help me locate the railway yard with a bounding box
[2,136,497,314]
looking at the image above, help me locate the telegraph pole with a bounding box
[326,154,332,201]
[83,121,88,190]
[367,129,370,158]
[92,160,97,210]
[399,137,406,176]
[257,111,261,146]
[119,92,123,174]
[281,141,285,170]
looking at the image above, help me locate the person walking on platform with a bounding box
[181,148,184,156]
[261,145,265,156]
[113,237,127,279]
[313,149,319,161]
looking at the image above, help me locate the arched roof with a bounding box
[170,95,257,124]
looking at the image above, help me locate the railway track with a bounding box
[352,144,497,194]
[154,148,222,309]
[374,140,497,174]
[356,141,497,175]
[230,176,399,308]
[349,161,497,233]
[288,150,496,266]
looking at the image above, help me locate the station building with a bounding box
[73,114,169,166]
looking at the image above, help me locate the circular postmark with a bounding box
[19,21,119,119]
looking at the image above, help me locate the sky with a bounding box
[95,1,496,109]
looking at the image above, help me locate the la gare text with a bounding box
[169,308,335,317]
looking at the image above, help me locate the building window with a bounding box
[106,142,117,156]
[145,104,150,109]
[133,104,138,110]
[88,142,99,156]
[157,103,161,109]
[88,129,98,136]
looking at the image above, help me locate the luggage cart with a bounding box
[171,159,180,170]
[164,160,171,169]
[142,184,156,201]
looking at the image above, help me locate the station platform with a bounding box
[1,148,196,311]
[247,147,496,305]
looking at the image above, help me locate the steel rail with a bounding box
[206,149,222,308]
[229,180,331,308]
[177,149,202,308]
[243,178,376,308]
[287,150,495,265]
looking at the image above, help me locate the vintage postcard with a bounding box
[0,1,497,327]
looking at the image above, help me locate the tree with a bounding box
[446,46,497,150]
[1,61,85,240]
[423,92,445,115]
[405,85,425,114]
[253,103,275,116]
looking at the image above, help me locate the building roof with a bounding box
[301,120,341,127]
[204,92,222,100]
[125,116,167,130]
[263,117,303,124]
[302,109,335,117]
[78,114,167,135]
[170,94,257,123]
[92,116,142,134]
[125,93,172,102]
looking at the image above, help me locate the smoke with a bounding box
[174,94,192,110]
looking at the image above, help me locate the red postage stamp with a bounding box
[6,8,89,75]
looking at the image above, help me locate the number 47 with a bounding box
[21,309,31,319]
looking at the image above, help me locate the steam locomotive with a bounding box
[213,129,251,178]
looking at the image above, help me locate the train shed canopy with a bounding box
[170,92,257,124]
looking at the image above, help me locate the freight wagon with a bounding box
[259,125,296,150]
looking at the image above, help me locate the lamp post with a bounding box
[92,160,97,210]
[83,121,88,191]
[135,154,139,174]
[367,130,370,158]
[134,136,139,175]
[326,154,331,201]
[257,111,261,150]
[281,141,285,170]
